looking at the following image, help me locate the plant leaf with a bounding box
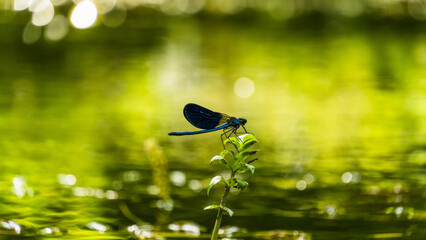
[220,150,235,160]
[235,149,259,161]
[204,205,234,217]
[221,206,234,217]
[242,134,258,144]
[238,134,258,152]
[245,163,255,174]
[227,177,238,187]
[207,176,226,196]
[227,178,249,190]
[210,155,228,166]
[224,137,240,151]
[203,205,220,211]
[236,179,249,190]
[245,163,256,174]
[232,161,244,172]
[236,163,255,174]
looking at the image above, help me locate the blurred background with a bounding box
[0,0,425,239]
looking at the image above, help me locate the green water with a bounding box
[0,13,425,239]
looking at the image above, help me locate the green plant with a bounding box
[204,134,259,240]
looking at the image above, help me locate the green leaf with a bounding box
[221,206,234,217]
[244,164,255,174]
[220,150,235,160]
[231,161,244,172]
[235,149,259,161]
[227,177,238,187]
[210,155,228,166]
[207,176,226,196]
[236,179,249,190]
[203,205,220,211]
[224,137,240,151]
[238,134,258,152]
[227,178,249,190]
[204,205,234,217]
[243,134,258,143]
[236,163,255,174]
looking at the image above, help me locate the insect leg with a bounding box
[221,127,234,149]
[231,128,242,142]
[241,125,248,133]
[228,128,240,151]
[225,127,236,139]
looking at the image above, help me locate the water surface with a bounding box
[0,13,425,239]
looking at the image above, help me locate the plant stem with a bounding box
[211,172,234,240]
[211,208,223,240]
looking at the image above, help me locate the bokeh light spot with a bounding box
[368,186,380,195]
[303,173,315,184]
[14,0,30,10]
[66,174,77,185]
[45,15,68,41]
[395,206,403,217]
[112,180,123,190]
[87,222,108,233]
[12,176,26,198]
[1,220,21,234]
[71,0,98,29]
[325,205,337,218]
[182,0,205,14]
[341,172,352,183]
[234,77,255,98]
[394,183,402,194]
[105,190,118,199]
[29,0,47,12]
[188,179,202,192]
[72,187,85,197]
[22,22,41,44]
[40,227,52,234]
[95,189,105,198]
[156,199,174,211]
[58,173,77,186]
[102,7,126,27]
[147,185,160,195]
[296,180,307,191]
[51,0,67,6]
[217,0,244,14]
[31,0,54,26]
[351,171,361,183]
[123,170,140,182]
[170,171,186,187]
[94,0,116,14]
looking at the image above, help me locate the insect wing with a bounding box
[218,113,231,125]
[183,103,225,129]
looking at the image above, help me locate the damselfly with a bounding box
[168,103,248,144]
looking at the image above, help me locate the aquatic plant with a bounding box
[204,134,259,240]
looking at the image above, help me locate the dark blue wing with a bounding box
[183,103,224,129]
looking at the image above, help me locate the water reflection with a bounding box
[0,7,425,240]
[1,220,21,234]
[12,176,34,198]
[57,173,77,186]
[87,221,108,233]
[128,223,156,239]
[168,221,203,236]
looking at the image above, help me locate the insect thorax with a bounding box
[227,117,238,126]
